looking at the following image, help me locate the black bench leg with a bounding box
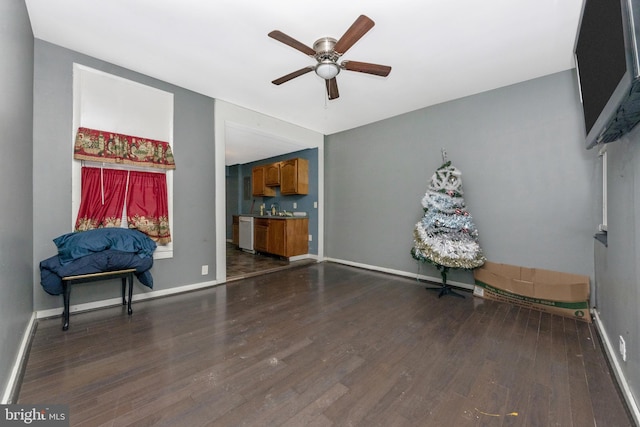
[121,277,126,306]
[62,283,70,331]
[127,273,133,315]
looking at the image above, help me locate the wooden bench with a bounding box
[61,268,136,331]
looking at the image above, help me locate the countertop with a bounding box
[235,213,308,220]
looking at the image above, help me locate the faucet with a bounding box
[270,202,280,215]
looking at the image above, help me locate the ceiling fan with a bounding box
[268,15,392,100]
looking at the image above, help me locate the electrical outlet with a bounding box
[293,202,297,209]
[201,265,208,275]
[314,201,318,208]
[308,234,312,242]
[620,336,627,362]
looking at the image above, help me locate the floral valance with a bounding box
[74,127,176,170]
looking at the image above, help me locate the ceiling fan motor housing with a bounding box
[313,37,341,79]
[313,37,340,62]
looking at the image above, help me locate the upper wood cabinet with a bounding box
[265,162,281,187]
[280,158,309,195]
[252,166,275,197]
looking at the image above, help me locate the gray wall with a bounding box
[0,0,34,400]
[33,40,217,311]
[594,131,640,414]
[325,70,598,285]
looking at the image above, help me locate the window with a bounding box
[72,64,174,259]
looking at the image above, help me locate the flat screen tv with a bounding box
[575,0,640,148]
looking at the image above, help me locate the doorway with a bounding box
[215,100,324,285]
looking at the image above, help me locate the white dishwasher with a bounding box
[238,216,254,253]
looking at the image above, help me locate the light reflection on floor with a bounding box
[226,242,314,281]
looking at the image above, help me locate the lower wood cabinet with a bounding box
[254,218,269,253]
[268,219,286,256]
[253,218,308,257]
[232,215,239,246]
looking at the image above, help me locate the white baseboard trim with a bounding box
[323,257,473,291]
[36,279,221,320]
[33,256,326,320]
[2,312,36,404]
[593,310,640,425]
[289,253,319,262]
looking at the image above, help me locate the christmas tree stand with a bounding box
[425,266,465,298]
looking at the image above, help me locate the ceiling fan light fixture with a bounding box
[315,61,340,80]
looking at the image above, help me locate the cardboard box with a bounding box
[473,261,591,323]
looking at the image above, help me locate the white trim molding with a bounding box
[323,257,473,291]
[2,313,36,404]
[593,310,640,425]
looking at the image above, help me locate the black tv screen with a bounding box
[576,0,627,136]
[575,0,640,148]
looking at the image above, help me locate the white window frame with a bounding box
[71,64,174,259]
[598,144,608,232]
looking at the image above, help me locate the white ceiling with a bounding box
[25,0,584,164]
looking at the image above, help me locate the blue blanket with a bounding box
[54,228,157,265]
[40,250,154,295]
[40,228,157,295]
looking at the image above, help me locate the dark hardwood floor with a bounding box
[19,263,634,426]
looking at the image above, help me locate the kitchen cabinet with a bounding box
[253,217,308,258]
[232,215,239,246]
[267,219,286,256]
[280,158,308,195]
[265,162,281,187]
[252,166,275,197]
[274,218,309,257]
[254,218,269,252]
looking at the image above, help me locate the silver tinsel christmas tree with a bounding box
[411,159,485,297]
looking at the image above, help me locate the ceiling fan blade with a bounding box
[268,30,316,56]
[326,78,339,100]
[343,60,392,77]
[272,67,314,85]
[333,15,375,55]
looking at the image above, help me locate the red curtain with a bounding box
[75,167,171,244]
[74,127,176,169]
[126,171,171,244]
[75,168,128,230]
